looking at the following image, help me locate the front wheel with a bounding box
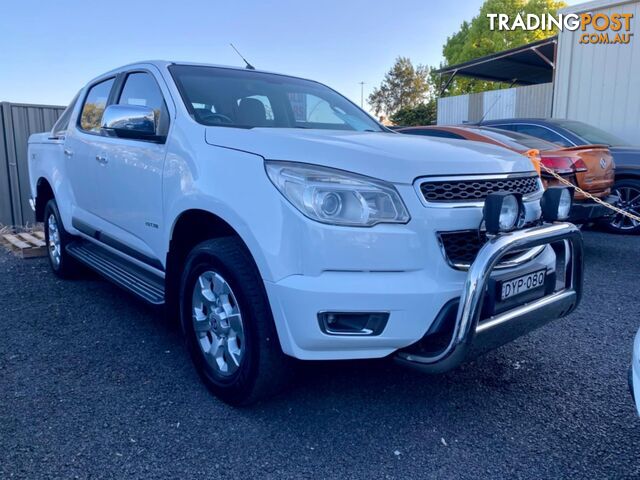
[604,179,640,234]
[179,237,291,406]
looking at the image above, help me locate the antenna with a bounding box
[479,78,517,124]
[230,43,255,70]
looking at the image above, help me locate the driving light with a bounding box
[483,192,524,235]
[265,161,410,226]
[541,186,574,222]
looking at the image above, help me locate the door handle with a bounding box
[95,155,108,165]
[64,148,73,157]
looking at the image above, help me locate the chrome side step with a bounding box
[67,240,165,305]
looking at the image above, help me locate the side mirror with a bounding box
[101,104,158,140]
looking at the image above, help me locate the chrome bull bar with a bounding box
[396,222,583,373]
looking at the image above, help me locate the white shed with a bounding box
[553,0,640,144]
[436,0,639,144]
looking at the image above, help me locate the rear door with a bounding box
[63,77,117,223]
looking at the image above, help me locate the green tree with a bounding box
[368,57,432,117]
[441,0,566,96]
[390,100,437,126]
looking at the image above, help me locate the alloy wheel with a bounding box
[191,271,245,376]
[610,186,640,231]
[47,213,62,268]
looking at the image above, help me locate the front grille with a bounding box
[421,176,540,202]
[439,230,531,267]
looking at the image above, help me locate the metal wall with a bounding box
[436,94,469,125]
[437,83,553,125]
[0,102,64,226]
[553,0,640,144]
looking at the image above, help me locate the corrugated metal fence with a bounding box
[0,102,64,226]
[437,83,553,125]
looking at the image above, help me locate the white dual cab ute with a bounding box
[29,61,583,405]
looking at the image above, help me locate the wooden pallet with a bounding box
[1,230,47,258]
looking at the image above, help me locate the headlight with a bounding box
[541,186,574,222]
[265,161,410,226]
[483,192,524,235]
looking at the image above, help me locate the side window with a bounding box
[52,92,80,138]
[118,72,169,136]
[513,124,572,147]
[79,78,115,132]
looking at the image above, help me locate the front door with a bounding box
[91,70,170,267]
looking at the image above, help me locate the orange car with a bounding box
[398,125,616,224]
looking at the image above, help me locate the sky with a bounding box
[0,0,583,110]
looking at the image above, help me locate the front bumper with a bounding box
[395,222,583,373]
[569,195,618,224]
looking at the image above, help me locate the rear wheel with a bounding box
[179,237,291,406]
[604,179,640,234]
[43,199,79,278]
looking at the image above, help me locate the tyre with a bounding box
[604,179,640,234]
[43,199,79,278]
[179,237,291,406]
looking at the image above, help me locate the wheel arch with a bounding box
[164,208,268,319]
[35,177,55,222]
[614,171,640,183]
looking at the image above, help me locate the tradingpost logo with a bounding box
[487,12,634,45]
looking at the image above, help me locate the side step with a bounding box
[67,240,165,305]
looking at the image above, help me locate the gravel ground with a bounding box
[1,230,639,479]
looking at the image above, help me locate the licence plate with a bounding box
[500,270,546,301]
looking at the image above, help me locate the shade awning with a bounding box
[436,36,557,86]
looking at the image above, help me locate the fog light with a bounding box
[541,186,574,222]
[483,193,524,235]
[318,312,389,336]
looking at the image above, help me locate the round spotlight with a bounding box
[541,186,574,222]
[483,192,524,235]
[557,188,572,220]
[499,194,519,230]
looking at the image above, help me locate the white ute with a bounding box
[28,61,583,405]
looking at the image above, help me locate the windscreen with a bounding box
[169,65,383,132]
[553,120,629,147]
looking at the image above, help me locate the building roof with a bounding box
[435,36,557,86]
[559,0,636,14]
